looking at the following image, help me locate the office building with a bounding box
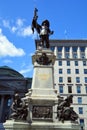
[49,39,87,130]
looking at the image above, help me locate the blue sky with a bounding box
[0,0,87,77]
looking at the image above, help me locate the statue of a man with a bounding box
[56,95,78,122]
[10,93,28,120]
[32,8,54,48]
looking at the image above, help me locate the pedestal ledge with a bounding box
[4,120,80,130]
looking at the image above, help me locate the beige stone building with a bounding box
[49,39,87,130]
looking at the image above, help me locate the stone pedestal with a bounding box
[3,120,80,130]
[27,49,57,102]
[24,49,57,123]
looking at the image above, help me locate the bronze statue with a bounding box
[36,52,52,65]
[56,95,78,122]
[32,8,54,48]
[10,93,28,120]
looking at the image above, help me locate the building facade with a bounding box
[0,66,32,123]
[49,39,87,130]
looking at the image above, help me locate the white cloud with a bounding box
[19,65,33,75]
[2,20,10,29]
[21,26,32,36]
[3,59,13,63]
[0,28,25,57]
[21,62,26,68]
[11,26,17,33]
[29,52,34,56]
[16,18,24,27]
[17,26,33,37]
[2,18,33,37]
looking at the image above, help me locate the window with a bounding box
[58,53,62,59]
[50,46,55,51]
[79,107,83,114]
[81,53,85,59]
[0,96,1,106]
[7,99,11,107]
[85,77,87,83]
[67,77,72,83]
[59,85,63,93]
[78,97,82,104]
[67,61,70,66]
[80,47,85,52]
[73,53,77,58]
[58,47,62,52]
[76,77,80,83]
[83,61,86,66]
[72,47,77,59]
[67,69,71,74]
[59,77,63,83]
[72,47,77,52]
[75,69,79,74]
[65,53,70,59]
[59,61,62,66]
[77,86,81,93]
[85,86,87,93]
[65,47,70,59]
[84,69,87,74]
[59,69,63,74]
[75,61,78,66]
[65,47,70,52]
[80,47,85,59]
[79,119,84,127]
[68,86,72,93]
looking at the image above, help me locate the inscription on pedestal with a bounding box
[37,73,50,80]
[32,106,52,120]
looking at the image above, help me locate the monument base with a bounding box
[3,120,80,130]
